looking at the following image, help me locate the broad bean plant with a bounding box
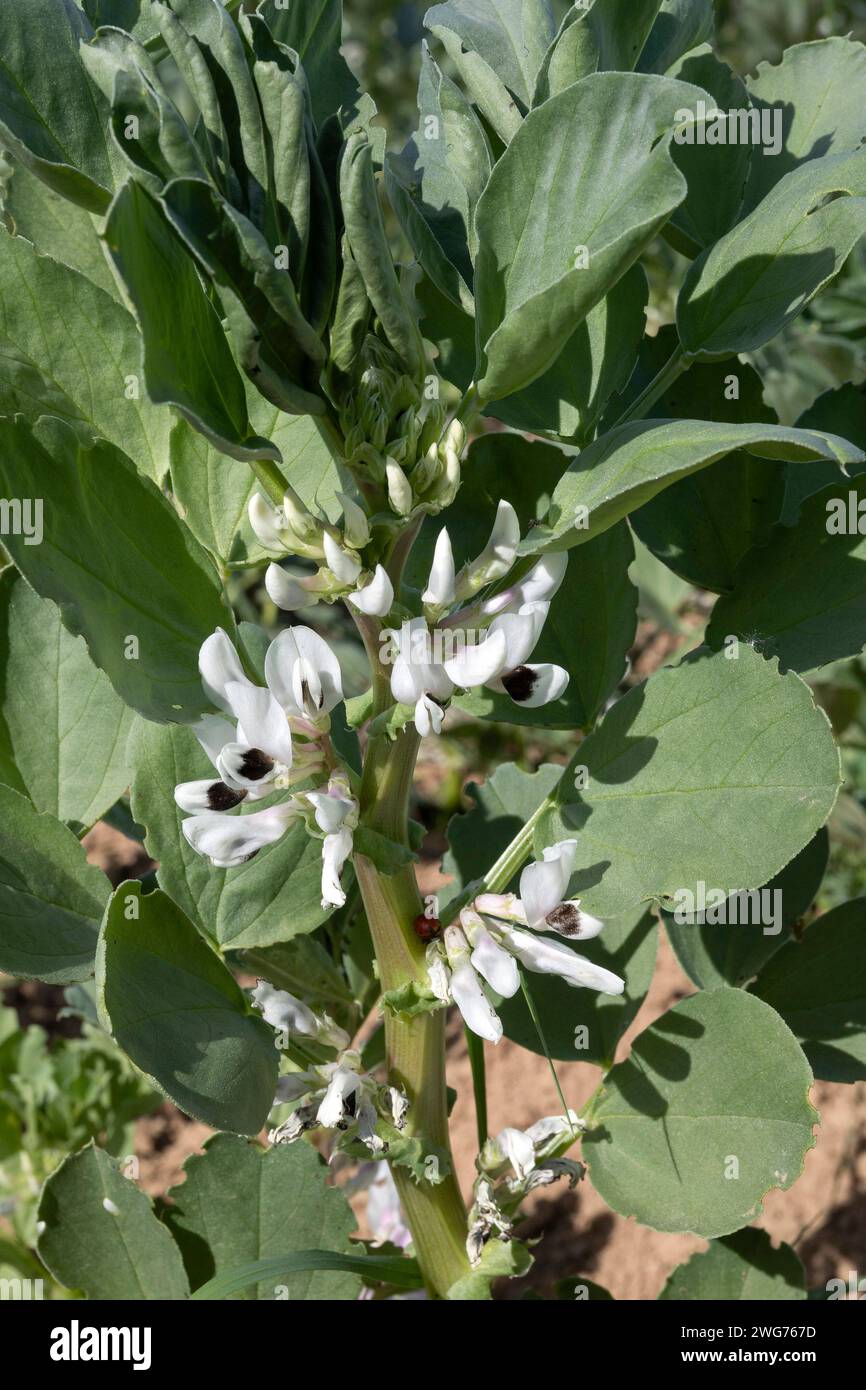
[0,0,865,1302]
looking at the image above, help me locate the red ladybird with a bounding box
[413,913,441,943]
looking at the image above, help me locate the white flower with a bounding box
[264,564,320,611]
[297,773,359,908]
[364,1162,412,1249]
[426,890,624,1043]
[251,981,350,1051]
[182,802,298,868]
[269,1050,408,1157]
[177,627,344,870]
[477,839,605,940]
[348,564,394,617]
[422,527,456,609]
[323,531,362,584]
[264,626,344,722]
[444,599,569,710]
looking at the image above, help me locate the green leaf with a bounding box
[97,881,278,1133]
[498,903,658,1066]
[0,785,109,983]
[257,0,359,133]
[238,936,355,1010]
[0,155,120,298]
[677,150,866,361]
[522,417,861,556]
[628,340,782,593]
[708,478,866,674]
[488,263,648,443]
[538,645,841,919]
[127,719,332,948]
[38,1141,190,1299]
[0,571,134,831]
[80,0,161,41]
[659,1227,806,1300]
[381,980,446,1019]
[750,898,866,1084]
[742,38,866,214]
[385,43,491,314]
[665,45,752,256]
[474,72,703,403]
[0,417,235,723]
[585,988,816,1237]
[446,1235,532,1300]
[164,1133,360,1299]
[0,0,116,213]
[782,384,866,524]
[191,1250,422,1301]
[664,829,829,992]
[534,0,664,102]
[425,0,557,109]
[637,0,715,75]
[443,761,563,906]
[102,179,278,461]
[456,522,638,730]
[0,227,171,483]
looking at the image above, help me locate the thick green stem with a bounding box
[354,726,470,1297]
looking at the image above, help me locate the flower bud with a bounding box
[385,456,414,516]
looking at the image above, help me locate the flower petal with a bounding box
[503,926,624,995]
[321,826,353,908]
[182,803,297,867]
[199,628,250,714]
[264,564,318,611]
[323,531,362,584]
[316,1066,360,1127]
[499,662,570,708]
[469,926,521,999]
[519,840,577,928]
[174,778,246,813]
[414,692,445,737]
[192,714,237,769]
[248,493,288,554]
[487,601,549,670]
[252,981,318,1035]
[265,627,343,718]
[497,1126,537,1181]
[422,527,456,608]
[442,626,509,688]
[348,565,394,617]
[224,681,293,766]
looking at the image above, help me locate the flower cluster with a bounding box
[467,1112,585,1266]
[176,627,357,909]
[426,840,625,1042]
[253,981,408,1158]
[379,514,570,735]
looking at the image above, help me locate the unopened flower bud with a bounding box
[385,456,414,517]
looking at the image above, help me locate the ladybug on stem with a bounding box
[413,913,441,943]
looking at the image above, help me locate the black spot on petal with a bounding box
[207,782,247,811]
[546,903,582,937]
[240,747,275,780]
[502,666,538,703]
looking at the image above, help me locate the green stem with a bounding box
[353,728,470,1298]
[445,790,553,924]
[465,1028,488,1149]
[611,346,689,428]
[251,458,291,506]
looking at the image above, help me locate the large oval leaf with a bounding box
[585,988,816,1236]
[0,416,235,723]
[0,786,109,983]
[659,1227,806,1301]
[97,881,278,1134]
[0,572,134,831]
[750,898,866,1084]
[538,645,840,919]
[165,1133,360,1300]
[38,1141,190,1300]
